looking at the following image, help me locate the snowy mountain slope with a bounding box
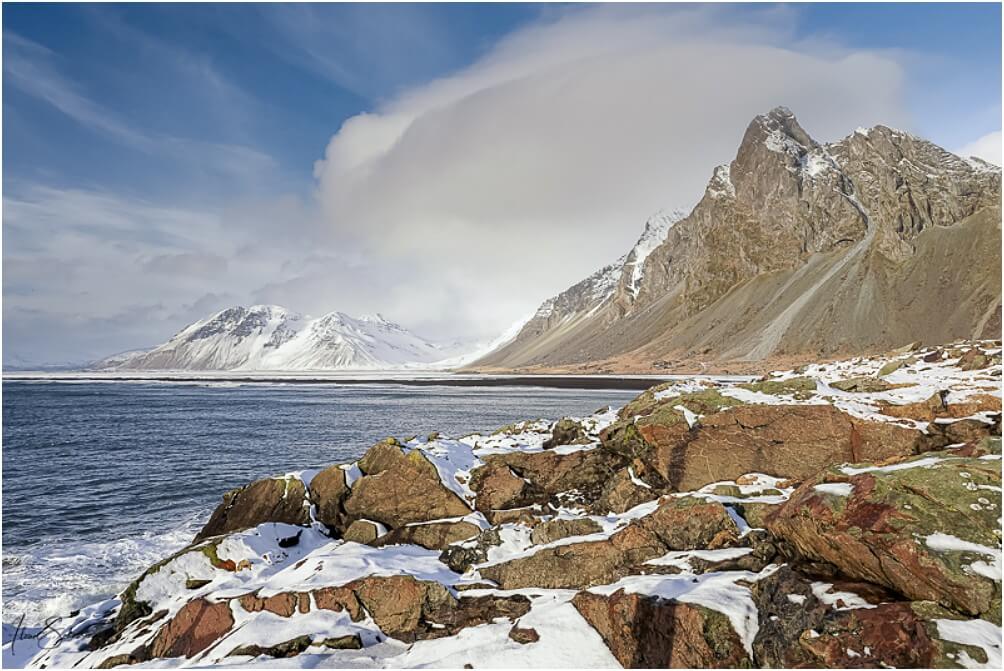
[472,107,1002,371]
[96,306,455,371]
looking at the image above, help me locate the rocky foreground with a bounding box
[14,341,1003,669]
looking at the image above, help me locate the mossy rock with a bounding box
[738,376,817,399]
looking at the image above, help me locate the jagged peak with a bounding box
[743,106,817,156]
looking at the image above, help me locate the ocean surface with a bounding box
[1,379,638,626]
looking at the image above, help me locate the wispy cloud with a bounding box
[956,130,1002,166]
[3,31,276,182]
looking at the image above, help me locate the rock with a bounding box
[646,404,923,491]
[149,598,234,659]
[344,443,471,528]
[238,591,309,617]
[320,635,363,649]
[479,498,738,590]
[196,477,310,541]
[342,519,383,544]
[829,376,903,392]
[958,348,994,371]
[572,590,748,668]
[543,418,587,449]
[752,566,975,668]
[309,465,350,530]
[439,527,503,573]
[738,376,818,399]
[357,438,405,474]
[374,520,481,550]
[479,523,664,590]
[228,635,314,658]
[484,506,547,526]
[768,451,1002,622]
[878,358,910,376]
[469,462,546,512]
[879,391,1001,422]
[530,518,603,545]
[591,466,661,514]
[508,626,539,644]
[474,447,625,505]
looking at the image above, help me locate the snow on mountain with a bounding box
[96,306,456,371]
[623,208,687,297]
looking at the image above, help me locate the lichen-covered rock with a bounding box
[647,404,923,491]
[479,498,738,590]
[343,443,471,528]
[591,466,661,514]
[439,527,503,573]
[768,451,1002,622]
[196,477,310,541]
[542,418,588,449]
[374,520,481,550]
[752,566,993,667]
[572,590,749,668]
[530,517,603,545]
[309,465,350,531]
[469,462,547,512]
[342,519,383,544]
[738,376,818,399]
[474,447,625,504]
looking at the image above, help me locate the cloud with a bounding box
[2,31,276,183]
[312,5,910,340]
[956,131,1002,166]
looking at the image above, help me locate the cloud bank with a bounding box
[310,5,909,341]
[956,131,1003,166]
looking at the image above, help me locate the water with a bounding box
[1,379,637,625]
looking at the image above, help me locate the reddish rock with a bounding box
[768,452,1002,621]
[196,477,310,541]
[149,599,234,659]
[470,462,546,512]
[374,520,481,550]
[309,465,350,530]
[343,445,471,528]
[572,590,748,668]
[644,404,923,491]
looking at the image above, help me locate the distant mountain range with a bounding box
[469,107,1002,372]
[95,306,485,371]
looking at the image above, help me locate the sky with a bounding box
[2,2,1001,366]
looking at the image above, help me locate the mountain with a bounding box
[97,306,455,371]
[471,107,1002,372]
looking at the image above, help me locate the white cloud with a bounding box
[956,130,1002,166]
[313,5,910,341]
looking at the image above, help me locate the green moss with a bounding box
[739,376,818,400]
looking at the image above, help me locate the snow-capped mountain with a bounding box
[473,107,1001,371]
[96,306,458,371]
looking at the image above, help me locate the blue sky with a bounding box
[3,3,1001,365]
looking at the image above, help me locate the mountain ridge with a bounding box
[96,305,465,371]
[469,107,1002,372]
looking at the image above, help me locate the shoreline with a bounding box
[0,372,753,391]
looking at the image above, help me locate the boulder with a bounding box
[475,447,625,504]
[530,517,603,545]
[374,520,481,550]
[754,566,971,667]
[196,477,310,541]
[828,376,905,393]
[643,404,923,491]
[342,519,383,544]
[309,465,350,530]
[878,391,1001,422]
[469,462,546,512]
[591,467,660,514]
[149,598,234,659]
[508,626,540,644]
[572,590,748,668]
[958,348,997,371]
[768,451,1002,622]
[479,498,738,590]
[343,443,471,528]
[543,418,588,449]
